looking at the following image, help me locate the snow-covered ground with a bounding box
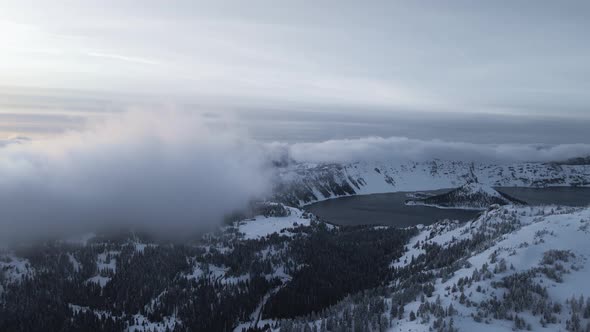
[457,182,504,197]
[85,275,112,287]
[391,205,590,331]
[185,204,313,288]
[0,254,33,286]
[127,314,179,332]
[234,206,312,240]
[5,194,590,331]
[85,250,120,287]
[274,204,590,332]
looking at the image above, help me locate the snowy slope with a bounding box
[5,199,590,332]
[278,205,590,332]
[388,205,590,331]
[233,206,312,240]
[191,204,317,284]
[0,254,33,286]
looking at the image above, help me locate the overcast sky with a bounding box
[1,1,590,240]
[1,0,589,141]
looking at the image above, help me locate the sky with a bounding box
[0,0,589,141]
[1,1,590,240]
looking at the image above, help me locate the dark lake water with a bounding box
[305,187,590,227]
[496,187,590,206]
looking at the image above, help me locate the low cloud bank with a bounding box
[0,111,271,243]
[2,114,590,243]
[276,136,590,164]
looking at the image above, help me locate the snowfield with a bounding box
[234,206,312,240]
[388,204,590,331]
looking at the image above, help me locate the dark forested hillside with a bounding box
[4,204,588,332]
[0,206,415,332]
[264,226,415,319]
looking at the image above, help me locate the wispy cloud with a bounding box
[275,136,590,164]
[2,2,588,115]
[85,51,160,65]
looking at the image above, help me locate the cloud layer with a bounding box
[0,111,271,243]
[3,2,590,116]
[1,112,590,243]
[277,136,590,164]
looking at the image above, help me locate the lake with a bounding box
[305,187,590,227]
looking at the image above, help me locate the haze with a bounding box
[1,1,589,241]
[1,0,589,140]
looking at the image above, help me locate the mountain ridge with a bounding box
[274,159,590,206]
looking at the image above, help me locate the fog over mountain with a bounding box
[3,2,590,332]
[280,136,590,164]
[2,110,590,244]
[0,111,271,243]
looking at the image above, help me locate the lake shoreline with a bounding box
[305,187,590,227]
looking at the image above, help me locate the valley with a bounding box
[2,159,590,332]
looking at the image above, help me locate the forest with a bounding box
[0,212,416,332]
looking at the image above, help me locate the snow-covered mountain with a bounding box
[277,204,590,332]
[4,157,590,332]
[405,182,527,210]
[3,201,590,331]
[274,160,590,205]
[390,204,590,331]
[0,203,332,332]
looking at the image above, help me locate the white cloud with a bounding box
[278,136,590,164]
[1,110,590,243]
[0,111,271,242]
